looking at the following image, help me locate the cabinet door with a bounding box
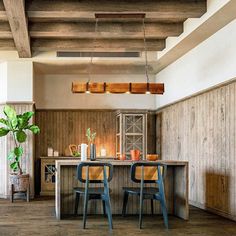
[41,159,56,195]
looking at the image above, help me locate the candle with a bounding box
[100,148,106,157]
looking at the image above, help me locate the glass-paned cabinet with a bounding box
[40,157,57,196]
[116,111,147,160]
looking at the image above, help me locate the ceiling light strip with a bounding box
[72,82,164,94]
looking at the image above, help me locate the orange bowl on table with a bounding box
[146,154,159,161]
[119,154,126,161]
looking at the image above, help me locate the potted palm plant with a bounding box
[0,105,40,197]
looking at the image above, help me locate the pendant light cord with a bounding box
[88,18,98,83]
[142,18,150,84]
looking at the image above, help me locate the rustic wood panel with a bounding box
[0,103,34,198]
[35,110,117,194]
[158,80,236,220]
[35,109,156,195]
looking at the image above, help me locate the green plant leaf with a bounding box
[28,125,40,134]
[0,127,9,137]
[10,162,18,171]
[22,111,34,121]
[3,105,17,128]
[14,146,23,157]
[7,150,15,160]
[16,130,27,143]
[0,118,8,126]
[17,116,29,129]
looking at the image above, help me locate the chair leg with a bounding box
[74,192,80,215]
[122,191,129,217]
[160,198,169,229]
[151,199,154,215]
[105,198,113,230]
[83,193,89,229]
[139,196,144,229]
[102,200,106,217]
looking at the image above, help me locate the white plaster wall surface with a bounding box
[0,62,7,102]
[6,61,33,102]
[34,74,156,109]
[156,19,236,108]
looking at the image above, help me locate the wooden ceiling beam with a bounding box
[3,0,31,57]
[31,39,165,52]
[0,11,7,21]
[0,21,12,38]
[26,0,206,22]
[0,39,15,49]
[29,22,183,39]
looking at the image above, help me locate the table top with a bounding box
[55,158,188,167]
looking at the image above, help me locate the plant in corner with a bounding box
[86,128,96,161]
[0,105,40,200]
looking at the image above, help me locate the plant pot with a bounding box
[9,173,29,192]
[130,149,141,161]
[90,143,96,161]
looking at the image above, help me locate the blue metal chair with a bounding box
[74,162,113,230]
[122,162,168,229]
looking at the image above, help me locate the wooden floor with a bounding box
[0,198,236,236]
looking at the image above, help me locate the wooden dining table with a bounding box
[55,159,189,220]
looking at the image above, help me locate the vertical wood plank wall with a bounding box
[35,110,156,195]
[158,81,236,220]
[0,103,34,198]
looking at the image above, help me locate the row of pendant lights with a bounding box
[72,82,164,94]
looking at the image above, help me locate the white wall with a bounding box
[156,19,236,108]
[0,62,7,102]
[0,61,33,103]
[6,61,33,102]
[34,74,156,109]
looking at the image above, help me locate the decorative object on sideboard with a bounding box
[86,128,96,161]
[130,149,141,161]
[0,105,40,202]
[64,144,81,157]
[47,147,53,157]
[100,148,106,157]
[119,154,126,161]
[71,13,164,95]
[80,143,88,161]
[146,154,159,161]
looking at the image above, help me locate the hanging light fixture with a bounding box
[72,13,164,95]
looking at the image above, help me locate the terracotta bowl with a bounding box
[146,154,159,161]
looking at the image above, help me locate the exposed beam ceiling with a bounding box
[0,0,207,58]
[3,0,31,57]
[26,0,206,22]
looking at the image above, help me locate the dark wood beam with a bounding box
[26,0,206,22]
[31,39,165,52]
[29,22,183,39]
[3,0,31,57]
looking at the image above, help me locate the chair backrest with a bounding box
[131,162,167,184]
[77,162,113,183]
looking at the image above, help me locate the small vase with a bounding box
[90,143,96,161]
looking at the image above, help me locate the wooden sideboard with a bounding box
[55,159,189,220]
[40,157,79,196]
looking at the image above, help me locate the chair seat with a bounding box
[123,187,159,195]
[74,187,111,195]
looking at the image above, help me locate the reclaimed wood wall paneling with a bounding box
[159,81,236,220]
